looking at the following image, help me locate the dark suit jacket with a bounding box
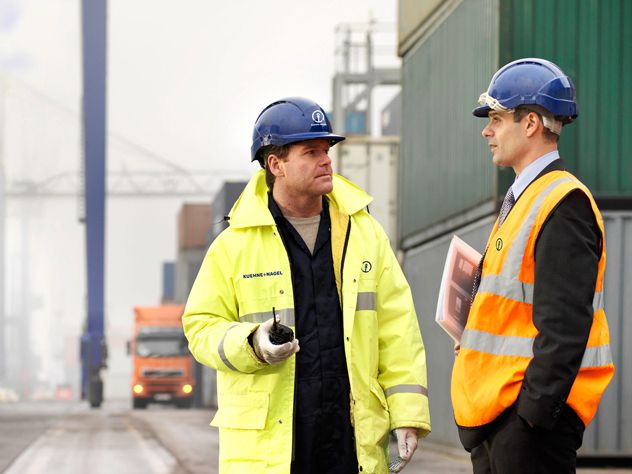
[459,158,601,449]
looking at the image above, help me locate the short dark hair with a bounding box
[259,144,292,190]
[513,105,559,143]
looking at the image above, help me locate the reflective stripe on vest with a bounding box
[218,324,240,371]
[239,307,295,326]
[385,384,428,398]
[478,275,605,312]
[356,292,376,311]
[239,292,378,321]
[461,328,613,368]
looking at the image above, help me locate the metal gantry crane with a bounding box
[76,0,246,407]
[80,0,107,408]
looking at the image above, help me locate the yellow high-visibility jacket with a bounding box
[452,170,614,430]
[183,169,430,474]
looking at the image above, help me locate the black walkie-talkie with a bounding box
[269,307,294,345]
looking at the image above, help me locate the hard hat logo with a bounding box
[312,110,325,124]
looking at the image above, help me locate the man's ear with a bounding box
[267,154,285,177]
[525,111,542,138]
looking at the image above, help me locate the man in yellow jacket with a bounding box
[452,59,614,473]
[183,97,430,473]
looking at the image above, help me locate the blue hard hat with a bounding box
[251,97,345,163]
[473,58,578,123]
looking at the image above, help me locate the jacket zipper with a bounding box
[279,214,352,464]
[340,216,352,310]
[339,216,356,454]
[273,222,299,463]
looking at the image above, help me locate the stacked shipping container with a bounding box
[397,0,631,456]
[172,182,247,409]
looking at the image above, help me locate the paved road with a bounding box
[1,400,183,474]
[0,400,74,473]
[1,400,630,473]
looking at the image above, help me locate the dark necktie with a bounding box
[471,187,516,302]
[497,187,515,228]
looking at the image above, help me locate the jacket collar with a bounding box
[535,157,565,179]
[516,158,566,204]
[228,169,372,229]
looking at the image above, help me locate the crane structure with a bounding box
[76,0,245,407]
[80,0,107,407]
[6,169,238,199]
[331,21,400,136]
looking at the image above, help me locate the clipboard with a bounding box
[435,235,482,343]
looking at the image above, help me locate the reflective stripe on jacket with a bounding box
[452,170,614,429]
[183,169,430,473]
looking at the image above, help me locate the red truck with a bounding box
[129,305,194,409]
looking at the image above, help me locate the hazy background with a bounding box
[0,0,400,398]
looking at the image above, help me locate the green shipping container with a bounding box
[399,0,632,246]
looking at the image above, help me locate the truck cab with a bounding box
[130,305,194,409]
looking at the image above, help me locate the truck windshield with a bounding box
[136,335,189,357]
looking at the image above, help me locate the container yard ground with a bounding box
[1,399,630,474]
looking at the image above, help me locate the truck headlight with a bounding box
[133,384,144,394]
[182,384,193,394]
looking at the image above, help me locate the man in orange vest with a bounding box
[451,58,614,473]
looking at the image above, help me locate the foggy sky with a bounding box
[0,0,400,397]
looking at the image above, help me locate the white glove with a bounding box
[252,318,299,364]
[389,427,419,472]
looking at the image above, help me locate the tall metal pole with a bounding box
[80,0,107,408]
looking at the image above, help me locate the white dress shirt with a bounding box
[511,150,560,200]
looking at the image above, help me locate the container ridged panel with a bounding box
[403,217,494,447]
[403,211,632,453]
[500,0,632,197]
[399,0,499,242]
[580,213,632,455]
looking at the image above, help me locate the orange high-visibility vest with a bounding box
[452,170,614,429]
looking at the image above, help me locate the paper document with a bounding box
[435,235,482,343]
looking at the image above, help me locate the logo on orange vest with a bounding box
[495,238,503,251]
[361,261,372,273]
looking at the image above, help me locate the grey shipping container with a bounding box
[210,181,248,244]
[161,261,175,304]
[399,0,498,248]
[404,212,632,455]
